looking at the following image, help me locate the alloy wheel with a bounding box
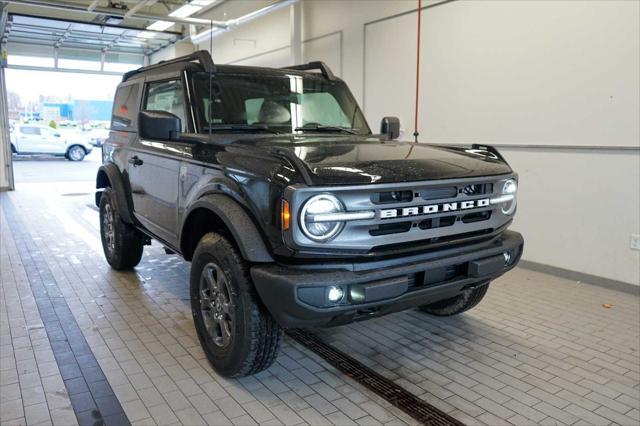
[199,262,235,347]
[69,146,84,161]
[103,203,115,254]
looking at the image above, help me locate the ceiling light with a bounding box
[191,0,217,6]
[169,4,202,18]
[147,20,174,32]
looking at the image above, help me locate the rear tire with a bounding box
[99,187,144,270]
[67,145,86,161]
[419,283,489,316]
[190,233,282,378]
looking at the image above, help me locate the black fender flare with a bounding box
[95,163,135,224]
[182,194,274,263]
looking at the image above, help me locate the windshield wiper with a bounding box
[206,124,282,134]
[294,124,358,134]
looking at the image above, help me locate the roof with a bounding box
[121,50,338,83]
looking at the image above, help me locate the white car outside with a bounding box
[10,124,93,161]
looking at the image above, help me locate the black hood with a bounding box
[232,135,513,185]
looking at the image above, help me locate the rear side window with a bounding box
[21,126,41,135]
[111,83,140,130]
[144,79,187,131]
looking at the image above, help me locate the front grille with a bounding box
[287,174,515,252]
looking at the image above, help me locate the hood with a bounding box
[233,136,513,185]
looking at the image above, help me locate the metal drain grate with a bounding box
[287,329,465,426]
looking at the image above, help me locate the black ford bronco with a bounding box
[96,51,523,377]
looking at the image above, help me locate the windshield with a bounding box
[193,72,370,136]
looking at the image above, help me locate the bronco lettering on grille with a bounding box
[380,198,490,219]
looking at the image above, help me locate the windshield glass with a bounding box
[193,72,370,136]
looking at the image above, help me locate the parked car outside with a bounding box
[10,124,93,161]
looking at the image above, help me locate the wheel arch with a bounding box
[181,194,274,263]
[95,163,135,224]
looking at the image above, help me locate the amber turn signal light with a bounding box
[281,199,291,230]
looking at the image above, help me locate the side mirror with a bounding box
[138,110,181,141]
[380,116,400,140]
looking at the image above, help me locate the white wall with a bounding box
[149,40,195,64]
[173,0,639,285]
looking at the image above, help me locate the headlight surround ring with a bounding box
[299,194,345,242]
[501,179,518,215]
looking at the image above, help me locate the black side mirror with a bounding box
[380,116,400,140]
[138,110,181,141]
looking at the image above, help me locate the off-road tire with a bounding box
[99,187,144,270]
[67,145,86,161]
[190,233,282,378]
[419,283,489,316]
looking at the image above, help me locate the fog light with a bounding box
[350,286,365,304]
[327,286,344,303]
[503,251,512,266]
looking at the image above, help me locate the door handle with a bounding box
[129,156,143,166]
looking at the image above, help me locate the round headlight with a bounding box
[501,179,517,215]
[300,194,344,242]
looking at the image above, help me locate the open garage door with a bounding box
[0,7,184,190]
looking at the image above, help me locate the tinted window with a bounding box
[144,80,186,131]
[111,83,139,130]
[21,126,41,135]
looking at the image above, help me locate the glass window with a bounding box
[193,73,370,136]
[7,55,54,67]
[21,126,41,135]
[144,80,187,131]
[57,59,100,71]
[111,83,139,130]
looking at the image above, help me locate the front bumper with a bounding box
[251,230,524,328]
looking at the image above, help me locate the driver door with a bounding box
[128,77,188,245]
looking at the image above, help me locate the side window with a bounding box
[21,126,41,135]
[144,80,187,131]
[111,83,139,130]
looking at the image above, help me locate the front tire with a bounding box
[67,145,86,161]
[419,283,489,316]
[99,188,144,270]
[190,233,282,378]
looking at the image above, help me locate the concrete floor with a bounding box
[1,172,639,426]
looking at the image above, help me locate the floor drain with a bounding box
[287,329,465,426]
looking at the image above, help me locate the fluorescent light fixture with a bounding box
[191,0,217,6]
[169,4,202,18]
[190,0,297,45]
[147,20,174,31]
[145,0,219,35]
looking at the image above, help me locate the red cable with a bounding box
[413,0,422,143]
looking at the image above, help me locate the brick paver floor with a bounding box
[1,182,638,425]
